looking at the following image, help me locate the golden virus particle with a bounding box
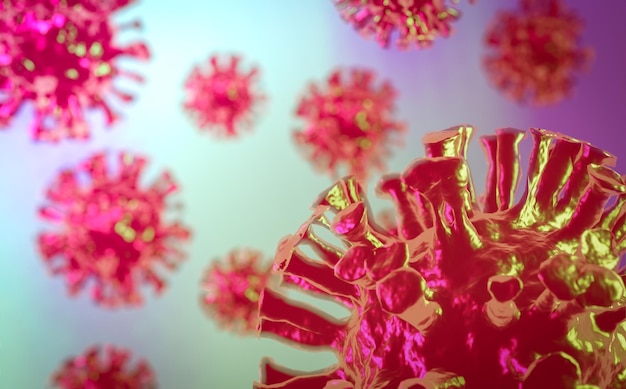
[256,125,626,388]
[483,0,593,105]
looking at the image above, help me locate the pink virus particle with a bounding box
[200,248,274,335]
[294,68,405,181]
[333,0,474,49]
[483,0,592,105]
[256,125,626,388]
[0,0,150,141]
[52,345,156,389]
[183,54,265,138]
[37,152,191,308]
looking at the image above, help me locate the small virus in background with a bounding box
[0,0,150,141]
[200,248,274,335]
[38,152,191,308]
[483,0,592,105]
[333,0,474,49]
[256,125,626,388]
[183,54,265,138]
[294,68,405,181]
[52,345,156,389]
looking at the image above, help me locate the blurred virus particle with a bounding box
[483,0,592,105]
[256,125,626,388]
[200,248,274,335]
[294,68,405,181]
[38,152,191,308]
[183,54,265,138]
[0,0,150,141]
[52,345,156,389]
[333,0,473,49]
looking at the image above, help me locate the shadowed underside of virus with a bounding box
[256,125,626,389]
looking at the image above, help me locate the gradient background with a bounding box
[1,0,626,388]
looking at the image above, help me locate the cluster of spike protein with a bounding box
[333,0,473,49]
[200,248,273,335]
[256,125,626,389]
[0,0,149,141]
[483,0,592,105]
[294,68,404,181]
[38,152,190,307]
[52,345,156,389]
[183,54,265,138]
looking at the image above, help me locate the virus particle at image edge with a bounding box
[52,344,156,389]
[483,0,592,105]
[0,0,150,141]
[333,0,474,49]
[38,151,191,308]
[294,67,405,181]
[200,248,274,335]
[183,54,266,138]
[255,124,626,388]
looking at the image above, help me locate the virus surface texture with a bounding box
[0,0,150,141]
[294,68,404,181]
[200,248,274,335]
[38,152,190,307]
[483,0,592,105]
[183,54,265,138]
[52,345,156,389]
[333,0,472,49]
[256,125,626,389]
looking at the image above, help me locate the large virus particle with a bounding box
[200,248,274,335]
[483,0,592,105]
[52,345,156,389]
[183,54,265,138]
[294,68,405,181]
[256,125,626,388]
[38,152,191,307]
[333,0,473,49]
[0,0,150,141]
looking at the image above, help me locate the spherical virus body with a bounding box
[256,125,626,388]
[52,345,156,389]
[200,248,274,335]
[38,152,190,307]
[183,54,265,138]
[0,0,150,141]
[294,68,405,181]
[333,0,473,49]
[483,0,592,105]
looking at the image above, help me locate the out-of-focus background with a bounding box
[1,0,625,387]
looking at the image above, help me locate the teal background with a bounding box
[1,0,625,387]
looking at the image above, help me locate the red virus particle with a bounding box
[52,345,156,389]
[483,0,592,105]
[183,54,265,138]
[333,0,474,49]
[294,68,405,181]
[200,248,274,335]
[256,125,626,388]
[38,152,191,307]
[0,0,150,141]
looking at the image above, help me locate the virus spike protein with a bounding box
[52,345,156,389]
[0,0,150,141]
[256,125,626,388]
[38,152,191,308]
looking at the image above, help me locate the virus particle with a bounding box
[294,68,405,181]
[0,0,150,141]
[256,125,626,388]
[483,0,592,105]
[52,345,156,389]
[183,54,265,138]
[38,152,191,308]
[200,248,275,335]
[333,0,473,49]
